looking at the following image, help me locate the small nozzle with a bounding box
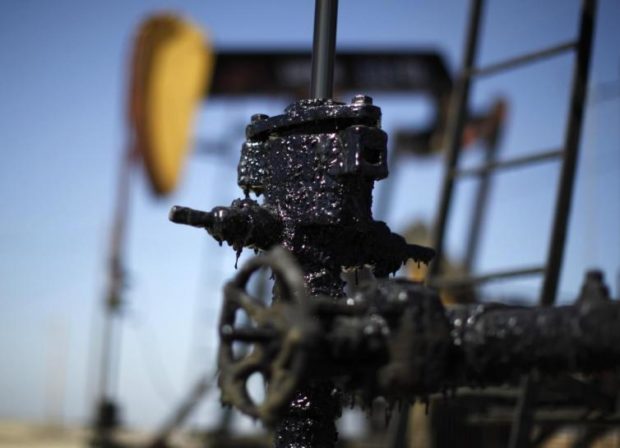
[169,205,214,228]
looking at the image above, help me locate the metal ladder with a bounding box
[426,1,597,447]
[429,0,597,309]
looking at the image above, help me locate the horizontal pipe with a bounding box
[448,299,620,384]
[169,205,214,228]
[452,149,564,178]
[430,265,544,288]
[471,41,576,78]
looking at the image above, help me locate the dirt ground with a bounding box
[0,418,618,448]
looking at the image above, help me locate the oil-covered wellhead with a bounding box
[170,96,435,448]
[238,97,387,227]
[171,96,434,296]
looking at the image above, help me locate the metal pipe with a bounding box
[463,133,500,272]
[448,301,620,382]
[430,265,544,288]
[540,0,596,306]
[149,374,215,448]
[430,0,484,278]
[93,141,135,442]
[310,0,339,99]
[471,40,575,78]
[452,148,564,178]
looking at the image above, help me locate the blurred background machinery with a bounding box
[1,0,620,447]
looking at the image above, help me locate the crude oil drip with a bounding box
[170,96,435,447]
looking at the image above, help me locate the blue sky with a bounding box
[0,0,619,431]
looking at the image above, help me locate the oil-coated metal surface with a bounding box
[171,97,434,447]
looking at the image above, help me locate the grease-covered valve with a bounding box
[170,96,435,288]
[169,96,620,447]
[169,95,435,447]
[216,247,453,423]
[217,248,620,431]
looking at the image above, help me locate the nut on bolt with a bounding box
[352,94,373,106]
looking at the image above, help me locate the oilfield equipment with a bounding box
[167,1,620,447]
[93,0,620,447]
[92,14,213,447]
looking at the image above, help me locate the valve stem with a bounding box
[310,0,339,99]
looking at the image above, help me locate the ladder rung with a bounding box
[453,149,564,178]
[471,41,576,78]
[431,266,545,288]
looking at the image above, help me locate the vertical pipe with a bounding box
[463,133,501,272]
[310,0,339,99]
[97,302,114,408]
[276,3,340,446]
[508,375,537,448]
[94,143,134,440]
[511,3,596,445]
[540,0,596,306]
[430,0,485,277]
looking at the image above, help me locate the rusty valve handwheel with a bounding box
[217,247,314,424]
